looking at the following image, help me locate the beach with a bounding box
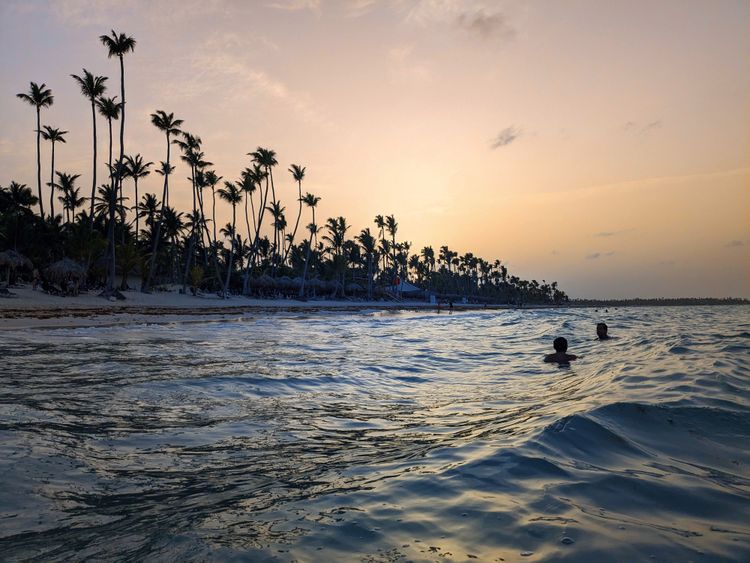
[0,286,452,330]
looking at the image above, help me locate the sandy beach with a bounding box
[0,285,459,329]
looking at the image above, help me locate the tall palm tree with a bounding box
[218,181,243,297]
[71,70,108,218]
[285,164,305,264]
[100,31,136,213]
[143,111,182,293]
[40,126,68,219]
[54,172,83,224]
[298,192,321,296]
[123,154,153,243]
[16,82,54,218]
[95,96,120,187]
[249,147,278,268]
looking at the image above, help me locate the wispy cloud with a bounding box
[623,120,663,135]
[490,126,521,149]
[456,10,515,41]
[594,228,634,237]
[405,1,516,41]
[387,45,432,82]
[725,239,745,248]
[586,251,615,260]
[266,0,320,12]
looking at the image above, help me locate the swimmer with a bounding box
[544,337,578,363]
[596,322,610,340]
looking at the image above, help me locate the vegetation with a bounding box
[1,29,568,305]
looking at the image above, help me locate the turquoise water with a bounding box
[1,306,749,561]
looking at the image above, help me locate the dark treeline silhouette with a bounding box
[1,29,568,305]
[571,298,749,308]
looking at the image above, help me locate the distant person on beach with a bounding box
[596,322,610,340]
[544,337,578,363]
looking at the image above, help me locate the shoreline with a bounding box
[0,286,507,330]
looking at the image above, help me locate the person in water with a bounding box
[544,337,578,363]
[596,322,610,340]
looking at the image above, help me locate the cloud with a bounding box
[266,0,320,11]
[405,1,516,41]
[387,45,432,82]
[725,239,744,248]
[490,126,521,149]
[456,10,515,40]
[586,251,615,260]
[594,228,634,237]
[623,119,663,135]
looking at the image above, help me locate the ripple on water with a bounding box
[0,305,749,561]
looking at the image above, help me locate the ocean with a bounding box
[1,306,749,561]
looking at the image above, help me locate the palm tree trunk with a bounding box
[143,134,170,293]
[89,100,97,222]
[35,107,44,218]
[224,205,236,297]
[242,178,270,294]
[182,165,197,293]
[299,238,312,298]
[283,180,302,265]
[134,178,139,243]
[49,140,56,219]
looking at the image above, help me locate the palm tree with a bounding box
[100,31,136,214]
[357,228,377,299]
[54,172,82,224]
[285,164,305,263]
[40,126,68,219]
[218,181,243,297]
[299,222,320,297]
[16,82,54,218]
[71,70,108,218]
[143,111,182,293]
[123,154,153,243]
[249,147,278,268]
[95,96,120,186]
[385,214,398,281]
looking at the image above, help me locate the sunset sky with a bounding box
[1,0,748,298]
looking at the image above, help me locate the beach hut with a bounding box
[44,257,85,296]
[0,250,33,285]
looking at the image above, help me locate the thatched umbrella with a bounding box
[291,276,303,289]
[278,275,294,290]
[0,250,33,285]
[45,258,85,285]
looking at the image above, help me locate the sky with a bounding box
[1,0,748,299]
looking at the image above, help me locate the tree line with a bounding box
[1,29,568,305]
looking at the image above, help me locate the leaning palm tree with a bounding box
[143,110,182,293]
[285,163,306,264]
[218,181,243,297]
[100,31,136,215]
[16,82,54,218]
[71,70,108,218]
[40,126,68,219]
[123,154,152,243]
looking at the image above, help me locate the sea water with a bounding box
[0,306,749,561]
